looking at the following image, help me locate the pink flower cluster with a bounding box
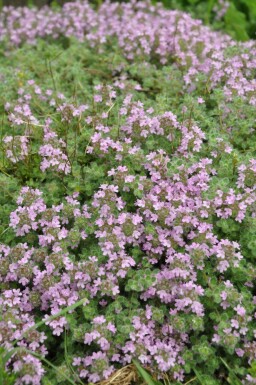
[3,135,29,163]
[39,118,71,175]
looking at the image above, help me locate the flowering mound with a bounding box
[0,1,255,385]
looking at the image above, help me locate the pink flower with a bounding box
[234,305,246,317]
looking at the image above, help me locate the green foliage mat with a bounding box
[0,4,255,385]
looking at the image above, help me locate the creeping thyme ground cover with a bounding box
[0,1,255,384]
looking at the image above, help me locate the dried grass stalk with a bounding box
[96,364,139,385]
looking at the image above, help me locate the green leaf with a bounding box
[224,3,249,41]
[241,0,256,19]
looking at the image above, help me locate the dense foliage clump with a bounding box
[157,0,256,42]
[0,1,255,385]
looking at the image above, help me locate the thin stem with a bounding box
[184,377,196,385]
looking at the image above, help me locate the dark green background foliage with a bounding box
[158,0,256,41]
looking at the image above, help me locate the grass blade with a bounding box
[220,358,243,385]
[193,368,207,385]
[132,359,161,385]
[24,349,77,385]
[2,349,18,366]
[12,297,88,347]
[64,329,84,385]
